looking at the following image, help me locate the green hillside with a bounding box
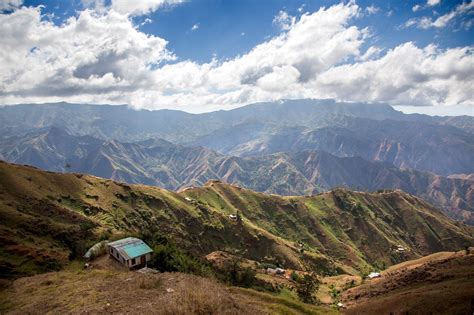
[0,161,472,278]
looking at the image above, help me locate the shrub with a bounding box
[150,243,213,277]
[296,273,320,304]
[290,271,300,282]
[219,259,256,288]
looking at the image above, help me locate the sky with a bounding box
[0,0,473,114]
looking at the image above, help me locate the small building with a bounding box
[266,267,285,275]
[367,272,381,279]
[107,237,153,269]
[275,267,285,275]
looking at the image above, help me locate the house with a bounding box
[367,272,381,279]
[107,237,153,269]
[275,267,285,275]
[266,267,285,275]
[229,214,237,221]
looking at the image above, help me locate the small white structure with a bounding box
[337,302,346,309]
[107,237,153,269]
[396,245,406,252]
[229,214,238,221]
[367,272,381,279]
[266,267,285,275]
[275,268,285,275]
[185,197,192,202]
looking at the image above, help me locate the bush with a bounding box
[296,273,320,304]
[290,271,300,282]
[221,259,256,288]
[150,243,213,277]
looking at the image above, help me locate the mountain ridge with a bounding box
[1,160,472,278]
[1,127,472,224]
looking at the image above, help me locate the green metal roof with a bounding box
[122,242,153,259]
[108,237,153,260]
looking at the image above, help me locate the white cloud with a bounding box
[427,0,441,7]
[0,0,22,11]
[111,0,185,16]
[412,4,422,12]
[0,1,472,113]
[141,18,152,26]
[315,43,474,107]
[358,46,383,61]
[82,0,185,16]
[81,0,107,12]
[0,6,173,101]
[365,5,380,15]
[191,23,199,31]
[272,10,296,31]
[405,1,474,29]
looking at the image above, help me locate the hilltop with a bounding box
[0,161,472,279]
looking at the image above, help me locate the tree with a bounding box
[296,273,320,304]
[236,210,242,222]
[223,258,256,287]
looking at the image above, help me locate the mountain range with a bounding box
[0,99,473,225]
[1,126,473,225]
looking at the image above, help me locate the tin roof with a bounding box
[108,237,153,260]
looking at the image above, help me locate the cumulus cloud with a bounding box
[0,1,472,112]
[82,0,185,16]
[358,46,383,61]
[0,7,173,100]
[315,43,473,107]
[406,1,473,29]
[0,0,22,11]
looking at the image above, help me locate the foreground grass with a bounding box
[0,268,335,314]
[231,287,336,315]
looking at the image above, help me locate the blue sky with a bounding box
[1,0,473,114]
[23,0,473,62]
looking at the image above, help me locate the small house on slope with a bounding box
[107,237,153,269]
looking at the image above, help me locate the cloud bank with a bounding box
[0,1,473,112]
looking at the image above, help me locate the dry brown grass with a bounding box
[341,252,474,314]
[0,268,334,314]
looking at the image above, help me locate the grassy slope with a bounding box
[341,250,474,314]
[0,268,333,315]
[0,161,473,278]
